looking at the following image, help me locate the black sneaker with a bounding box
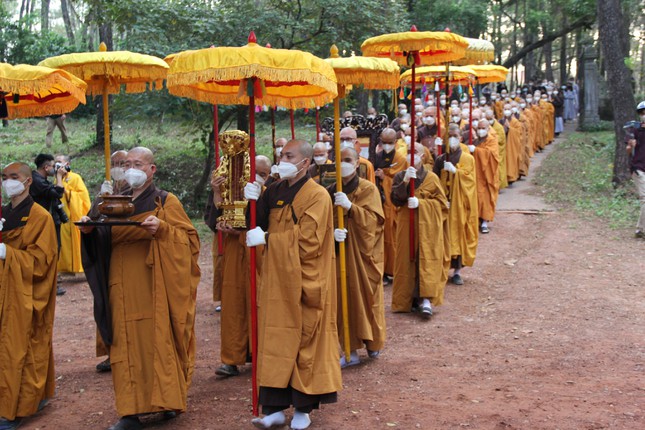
[451,274,464,285]
[215,364,239,377]
[96,357,111,372]
[56,287,66,296]
[635,230,644,239]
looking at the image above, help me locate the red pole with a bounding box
[409,62,416,262]
[271,107,276,164]
[315,107,320,141]
[290,109,295,139]
[214,105,223,256]
[435,80,441,156]
[249,94,259,417]
[468,85,473,146]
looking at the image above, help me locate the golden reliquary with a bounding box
[212,130,251,228]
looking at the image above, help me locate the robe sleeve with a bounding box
[347,185,384,253]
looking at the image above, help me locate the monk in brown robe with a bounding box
[244,140,342,430]
[501,103,523,184]
[307,142,333,183]
[0,162,57,430]
[470,119,500,234]
[339,127,375,183]
[486,109,508,189]
[433,126,479,286]
[79,147,200,430]
[391,143,450,318]
[327,147,386,368]
[374,128,407,281]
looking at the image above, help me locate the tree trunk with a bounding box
[61,0,75,45]
[560,14,568,85]
[597,0,636,186]
[40,0,49,34]
[543,42,553,82]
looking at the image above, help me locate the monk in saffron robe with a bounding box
[244,140,342,430]
[433,125,479,286]
[79,147,200,430]
[307,142,333,183]
[340,127,375,183]
[0,162,57,430]
[374,128,407,280]
[391,143,450,318]
[328,147,386,368]
[485,110,508,189]
[470,119,500,234]
[501,104,523,184]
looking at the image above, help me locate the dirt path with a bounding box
[25,129,644,430]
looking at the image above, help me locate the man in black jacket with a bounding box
[30,153,67,295]
[627,101,645,238]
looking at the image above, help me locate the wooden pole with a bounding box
[103,85,110,181]
[334,91,351,361]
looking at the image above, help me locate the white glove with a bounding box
[0,217,5,232]
[244,181,262,201]
[443,161,457,174]
[403,166,417,183]
[408,197,419,209]
[434,137,443,147]
[245,226,266,247]
[468,144,476,153]
[334,192,352,210]
[270,165,279,176]
[100,180,113,195]
[334,228,347,242]
[0,243,5,260]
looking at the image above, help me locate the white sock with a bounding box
[481,220,488,228]
[291,411,311,429]
[253,411,285,428]
[453,268,461,276]
[422,298,431,308]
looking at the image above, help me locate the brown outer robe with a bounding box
[334,178,386,352]
[380,150,407,276]
[0,202,57,420]
[473,133,500,221]
[391,169,450,311]
[107,192,200,416]
[505,115,523,183]
[257,179,342,395]
[490,120,508,189]
[438,151,479,267]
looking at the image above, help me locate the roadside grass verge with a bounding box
[535,131,640,230]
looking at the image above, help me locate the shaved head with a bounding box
[340,147,359,162]
[3,162,32,178]
[128,147,154,164]
[111,150,128,168]
[380,128,397,143]
[340,127,357,141]
[284,139,313,160]
[256,155,272,181]
[313,142,327,152]
[478,119,490,130]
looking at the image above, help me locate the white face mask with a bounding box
[325,142,332,152]
[399,109,408,116]
[526,98,533,104]
[2,178,27,197]
[511,107,519,114]
[491,96,498,101]
[275,146,283,157]
[124,168,148,189]
[440,99,446,106]
[415,111,423,117]
[520,103,526,109]
[553,91,559,95]
[504,110,512,117]
[313,155,327,166]
[463,109,470,115]
[471,120,479,128]
[477,129,488,138]
[400,123,409,131]
[423,116,435,126]
[449,137,460,149]
[382,143,395,153]
[404,136,411,145]
[340,140,354,150]
[255,174,266,186]
[277,159,305,179]
[340,162,356,178]
[367,114,376,119]
[406,154,422,167]
[479,100,486,105]
[452,116,461,123]
[110,167,125,181]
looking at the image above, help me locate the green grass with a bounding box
[1,114,317,217]
[535,131,640,229]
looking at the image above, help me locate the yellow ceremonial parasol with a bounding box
[452,37,496,66]
[166,32,337,416]
[469,64,509,84]
[324,44,399,362]
[400,65,476,86]
[362,26,468,261]
[38,43,169,180]
[0,63,87,119]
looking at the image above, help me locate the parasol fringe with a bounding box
[333,70,399,90]
[167,64,337,97]
[0,71,87,103]
[5,99,84,119]
[39,62,167,83]
[362,34,468,66]
[168,84,334,110]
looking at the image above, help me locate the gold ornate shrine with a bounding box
[212,130,251,228]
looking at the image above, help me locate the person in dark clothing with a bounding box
[30,153,67,295]
[627,101,645,238]
[551,88,565,136]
